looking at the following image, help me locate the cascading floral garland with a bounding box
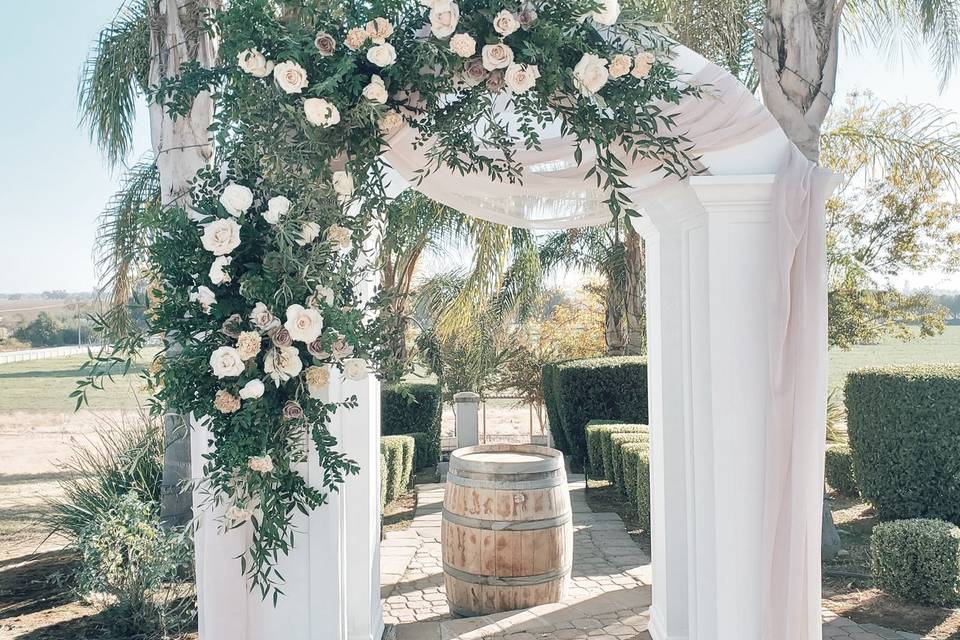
[145,0,700,598]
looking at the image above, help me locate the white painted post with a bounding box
[453,392,481,447]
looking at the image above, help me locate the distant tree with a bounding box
[15,313,66,347]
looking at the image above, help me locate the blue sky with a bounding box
[0,1,958,293]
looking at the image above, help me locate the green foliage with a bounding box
[381,383,441,469]
[13,312,97,348]
[611,431,650,493]
[585,420,621,477]
[543,357,649,463]
[381,435,414,505]
[379,453,389,510]
[846,365,960,522]
[597,424,648,482]
[75,493,193,637]
[824,444,859,497]
[620,442,651,532]
[871,519,960,605]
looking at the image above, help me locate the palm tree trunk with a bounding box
[604,282,626,355]
[150,0,218,527]
[624,228,646,356]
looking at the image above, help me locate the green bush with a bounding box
[382,383,442,469]
[621,442,650,515]
[825,444,858,497]
[408,431,434,472]
[585,420,621,477]
[871,519,960,605]
[542,357,648,463]
[598,424,648,483]
[611,431,650,493]
[380,435,414,505]
[846,365,960,522]
[379,454,389,510]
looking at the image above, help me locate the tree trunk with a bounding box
[623,228,646,356]
[150,0,218,527]
[604,281,626,355]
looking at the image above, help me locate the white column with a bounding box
[453,391,481,447]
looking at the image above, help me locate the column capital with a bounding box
[688,175,776,221]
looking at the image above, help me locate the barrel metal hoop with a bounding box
[443,562,570,587]
[442,508,571,531]
[446,472,564,491]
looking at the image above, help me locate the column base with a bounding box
[649,607,688,640]
[350,618,385,640]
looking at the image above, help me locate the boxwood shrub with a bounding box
[599,424,647,483]
[611,431,650,493]
[380,435,414,505]
[871,518,960,605]
[846,365,960,522]
[379,454,389,510]
[542,357,648,464]
[585,420,621,478]
[621,442,650,515]
[382,383,442,470]
[408,431,434,472]
[824,444,858,497]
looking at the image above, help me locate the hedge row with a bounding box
[871,518,960,605]
[380,435,414,508]
[824,444,858,497]
[542,357,648,464]
[584,421,652,532]
[622,443,652,533]
[584,420,623,477]
[611,432,650,492]
[382,383,442,471]
[846,365,960,523]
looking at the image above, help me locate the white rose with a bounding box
[237,49,274,78]
[219,183,253,217]
[250,302,281,332]
[608,54,632,79]
[263,345,303,384]
[481,42,514,71]
[589,0,621,25]
[305,365,331,399]
[332,171,355,196]
[343,358,368,381]
[379,110,404,133]
[190,285,217,314]
[307,284,335,308]
[632,51,655,79]
[210,346,245,378]
[430,1,460,39]
[304,98,341,127]
[263,196,291,224]
[573,53,609,96]
[209,256,232,285]
[362,75,388,104]
[239,378,265,400]
[449,33,476,58]
[201,218,242,256]
[273,60,309,94]
[247,455,274,474]
[367,42,397,67]
[297,221,322,246]
[284,304,324,342]
[325,224,353,253]
[504,63,540,94]
[493,10,520,36]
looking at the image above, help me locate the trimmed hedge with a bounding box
[585,420,621,478]
[408,431,433,472]
[599,424,648,483]
[382,383,442,470]
[379,453,389,510]
[542,357,648,464]
[621,443,652,533]
[846,365,960,522]
[871,519,960,605]
[611,431,650,493]
[824,444,858,497]
[380,435,414,505]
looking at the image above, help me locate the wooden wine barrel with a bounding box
[442,444,572,617]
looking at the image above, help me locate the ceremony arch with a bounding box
[186,40,835,640]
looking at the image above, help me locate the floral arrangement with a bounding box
[143,0,699,598]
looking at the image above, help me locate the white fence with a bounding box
[0,344,98,365]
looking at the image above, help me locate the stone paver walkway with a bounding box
[381,476,924,640]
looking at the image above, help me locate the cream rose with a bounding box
[307,284,335,308]
[190,285,217,314]
[219,183,253,217]
[573,53,609,96]
[263,345,303,384]
[297,221,321,246]
[284,304,324,342]
[235,330,262,361]
[365,17,394,44]
[210,346,245,378]
[304,98,341,127]
[209,256,232,285]
[237,49,273,77]
[632,51,655,79]
[305,365,331,399]
[250,302,280,332]
[449,33,476,58]
[504,63,540,94]
[429,1,460,39]
[379,110,404,132]
[588,0,621,25]
[239,378,265,400]
[226,505,253,522]
[345,27,368,51]
[493,10,520,36]
[214,389,241,414]
[247,455,274,474]
[609,54,632,78]
[201,218,242,256]
[367,42,397,67]
[325,224,353,253]
[343,358,368,381]
[273,60,309,94]
[332,171,355,196]
[481,42,514,71]
[362,75,388,104]
[263,195,291,224]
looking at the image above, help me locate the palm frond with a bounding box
[79,0,151,167]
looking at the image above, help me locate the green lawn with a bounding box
[0,350,158,413]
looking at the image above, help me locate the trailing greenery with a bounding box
[542,356,648,463]
[381,435,415,505]
[824,444,858,497]
[381,383,442,469]
[871,518,960,605]
[611,430,649,493]
[585,420,621,477]
[846,365,960,522]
